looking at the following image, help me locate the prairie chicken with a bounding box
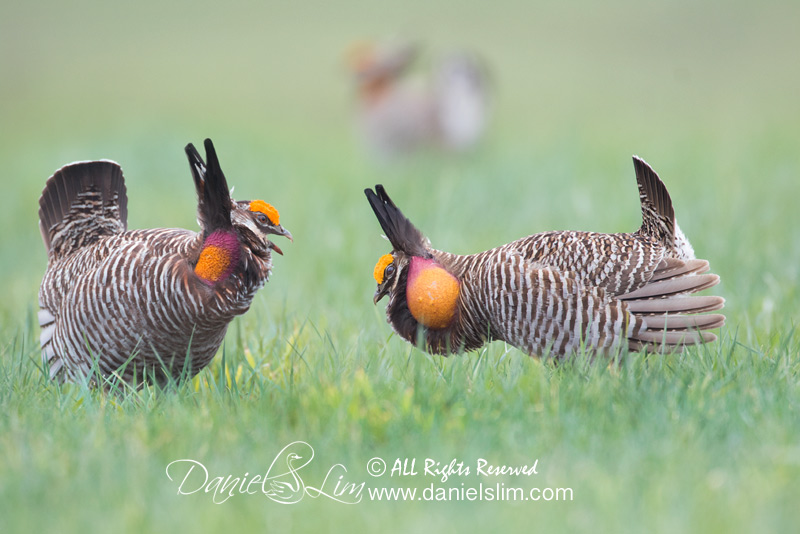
[347,41,489,158]
[38,139,292,385]
[366,157,725,357]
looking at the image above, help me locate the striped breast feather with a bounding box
[483,249,625,356]
[39,160,127,259]
[37,306,62,379]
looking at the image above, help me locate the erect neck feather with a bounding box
[195,230,241,285]
[406,257,460,330]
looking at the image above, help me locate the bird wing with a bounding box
[503,231,666,298]
[484,249,724,357]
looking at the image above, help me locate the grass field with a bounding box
[1,1,799,532]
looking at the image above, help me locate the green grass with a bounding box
[2,1,800,532]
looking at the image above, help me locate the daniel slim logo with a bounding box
[165,441,364,504]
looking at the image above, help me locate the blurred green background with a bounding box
[2,0,799,327]
[1,0,799,532]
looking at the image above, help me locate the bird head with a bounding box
[231,199,292,257]
[185,139,292,261]
[365,185,460,330]
[373,251,403,304]
[365,184,430,302]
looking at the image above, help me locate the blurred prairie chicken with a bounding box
[347,41,489,158]
[38,139,292,385]
[366,157,725,357]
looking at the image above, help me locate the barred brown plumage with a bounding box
[38,139,292,385]
[365,157,725,358]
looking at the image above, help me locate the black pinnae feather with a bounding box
[364,188,395,241]
[375,184,397,208]
[185,142,206,199]
[185,139,233,233]
[203,139,234,231]
[364,185,430,257]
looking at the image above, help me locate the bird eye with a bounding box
[256,213,268,225]
[385,263,395,277]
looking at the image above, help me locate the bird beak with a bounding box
[266,225,292,256]
[373,285,388,305]
[276,226,293,242]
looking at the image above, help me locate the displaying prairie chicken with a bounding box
[366,157,725,357]
[38,139,292,385]
[347,40,489,158]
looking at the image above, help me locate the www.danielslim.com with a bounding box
[368,483,573,502]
